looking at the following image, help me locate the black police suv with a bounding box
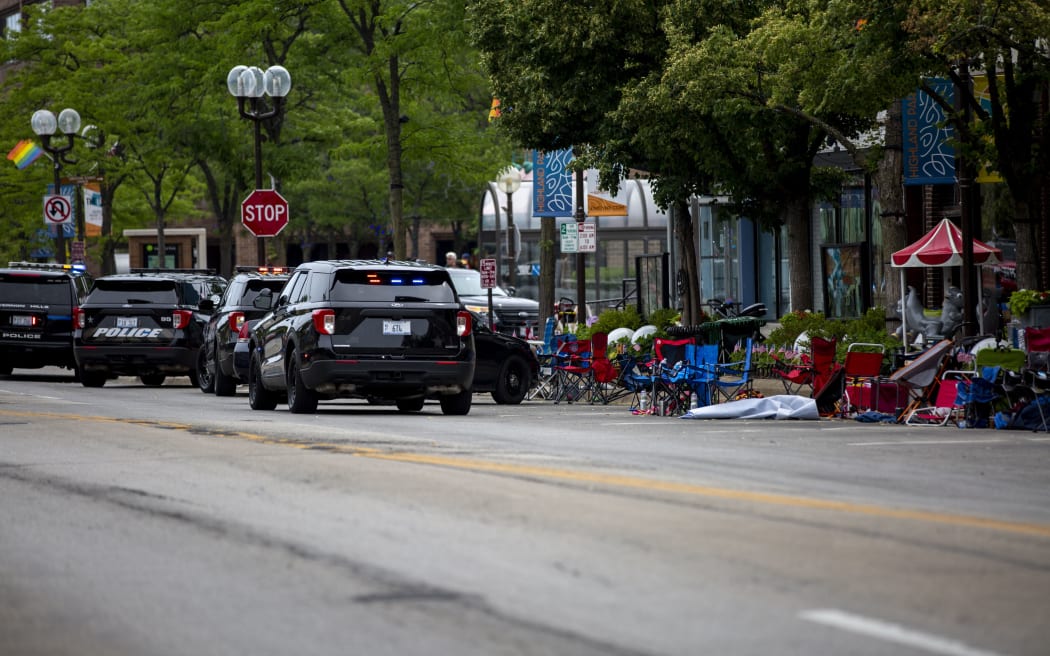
[247,259,476,414]
[197,266,291,396]
[73,269,227,387]
[0,261,93,376]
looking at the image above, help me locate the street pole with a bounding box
[228,65,291,268]
[574,158,586,321]
[253,110,266,266]
[957,60,978,338]
[32,109,80,265]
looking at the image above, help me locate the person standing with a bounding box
[445,251,458,268]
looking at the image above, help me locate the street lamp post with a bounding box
[227,64,292,266]
[32,108,80,264]
[496,167,522,290]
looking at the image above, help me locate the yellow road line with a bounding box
[5,408,1050,539]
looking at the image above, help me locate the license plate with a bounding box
[116,316,138,328]
[383,319,411,336]
[11,315,33,326]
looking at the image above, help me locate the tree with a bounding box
[897,0,1050,291]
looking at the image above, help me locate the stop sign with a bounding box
[241,189,289,237]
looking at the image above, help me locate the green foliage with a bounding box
[586,306,645,335]
[766,307,901,362]
[1007,289,1050,317]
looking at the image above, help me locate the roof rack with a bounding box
[7,261,88,273]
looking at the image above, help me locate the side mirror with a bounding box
[253,288,274,310]
[198,298,215,313]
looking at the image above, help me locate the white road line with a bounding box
[800,609,1008,656]
[849,439,1009,446]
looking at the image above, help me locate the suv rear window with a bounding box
[0,274,72,306]
[330,269,456,303]
[88,279,178,305]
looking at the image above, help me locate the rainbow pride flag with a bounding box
[7,139,44,170]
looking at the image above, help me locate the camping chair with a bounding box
[651,337,695,416]
[772,336,838,396]
[888,339,954,423]
[841,343,886,416]
[658,342,720,410]
[973,344,1026,374]
[552,336,593,404]
[904,370,971,426]
[616,351,655,412]
[711,337,756,403]
[954,365,1002,428]
[588,332,627,404]
[1024,327,1050,372]
[527,328,571,400]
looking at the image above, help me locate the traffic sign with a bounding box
[241,189,289,237]
[479,258,497,288]
[43,194,73,225]
[560,223,579,253]
[578,222,596,252]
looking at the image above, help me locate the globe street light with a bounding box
[32,108,81,264]
[495,166,522,291]
[227,64,292,265]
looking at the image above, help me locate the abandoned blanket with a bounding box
[680,395,819,420]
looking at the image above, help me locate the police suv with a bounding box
[73,269,227,387]
[0,261,93,376]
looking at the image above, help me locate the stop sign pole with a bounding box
[227,64,293,266]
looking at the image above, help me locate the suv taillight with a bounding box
[312,309,335,335]
[172,309,193,330]
[457,310,472,337]
[73,307,85,329]
[227,311,245,332]
[237,321,252,341]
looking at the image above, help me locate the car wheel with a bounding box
[439,389,472,416]
[395,397,425,412]
[196,348,215,393]
[286,350,318,414]
[491,355,529,405]
[140,374,166,386]
[213,359,237,396]
[248,352,278,411]
[80,371,107,388]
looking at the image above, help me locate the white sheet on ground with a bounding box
[681,395,819,420]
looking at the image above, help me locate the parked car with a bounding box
[0,261,93,376]
[73,269,227,387]
[467,310,540,404]
[246,259,476,414]
[197,266,291,396]
[445,267,540,338]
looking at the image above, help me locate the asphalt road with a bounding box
[1,369,1048,656]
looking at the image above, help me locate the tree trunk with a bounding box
[675,199,702,325]
[1013,199,1038,291]
[785,196,813,311]
[874,100,907,330]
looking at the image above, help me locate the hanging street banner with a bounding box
[587,194,627,217]
[532,148,574,217]
[902,78,955,186]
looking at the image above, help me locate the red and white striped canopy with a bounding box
[891,218,1002,268]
